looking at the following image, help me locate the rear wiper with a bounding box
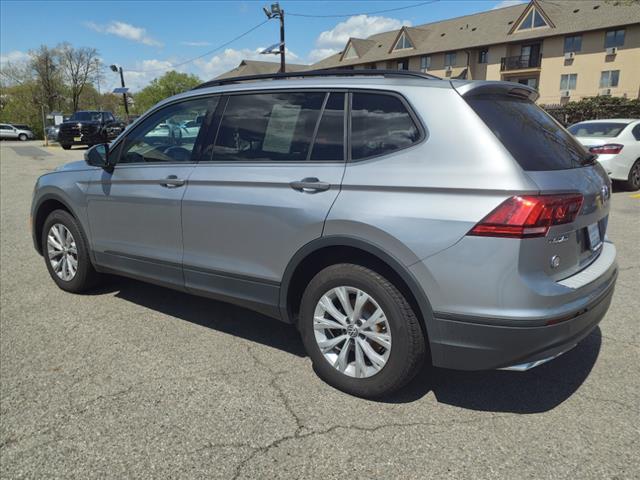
[580,153,597,166]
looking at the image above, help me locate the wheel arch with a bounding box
[32,194,78,255]
[280,236,435,344]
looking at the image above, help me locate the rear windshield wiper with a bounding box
[580,153,597,166]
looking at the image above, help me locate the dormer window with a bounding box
[517,6,549,31]
[342,43,358,60]
[393,32,414,51]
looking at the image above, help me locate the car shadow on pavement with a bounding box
[387,327,601,413]
[99,277,601,412]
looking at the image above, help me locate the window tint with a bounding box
[310,93,344,161]
[568,122,628,138]
[212,92,325,162]
[119,96,216,164]
[466,95,591,171]
[351,93,420,160]
[632,124,640,141]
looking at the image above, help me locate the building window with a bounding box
[478,49,488,64]
[393,32,414,51]
[444,52,456,67]
[560,74,577,91]
[342,43,357,60]
[600,70,620,88]
[420,55,431,71]
[365,63,377,70]
[564,35,582,53]
[604,29,625,48]
[516,7,549,31]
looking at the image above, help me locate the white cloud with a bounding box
[0,50,29,66]
[193,47,300,80]
[308,15,411,64]
[492,0,526,10]
[85,21,162,47]
[181,41,212,47]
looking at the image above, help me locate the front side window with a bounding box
[560,73,577,90]
[351,93,420,160]
[212,92,325,162]
[564,35,582,53]
[605,29,625,48]
[119,96,216,164]
[444,52,456,66]
[600,70,620,88]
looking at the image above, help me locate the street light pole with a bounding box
[278,8,285,73]
[263,3,286,73]
[110,64,130,121]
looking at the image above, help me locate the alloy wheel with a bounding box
[313,286,392,378]
[47,223,78,281]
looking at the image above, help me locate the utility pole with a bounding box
[110,64,130,121]
[262,3,285,73]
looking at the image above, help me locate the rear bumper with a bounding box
[429,268,616,371]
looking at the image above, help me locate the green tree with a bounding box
[134,70,201,113]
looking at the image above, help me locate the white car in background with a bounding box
[568,119,640,191]
[0,123,36,141]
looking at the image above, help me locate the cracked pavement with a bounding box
[1,142,639,479]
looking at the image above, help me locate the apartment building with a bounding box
[310,0,640,105]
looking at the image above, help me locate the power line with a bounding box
[287,0,439,18]
[125,19,270,74]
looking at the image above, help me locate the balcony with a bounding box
[500,54,542,71]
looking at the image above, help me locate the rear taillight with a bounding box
[589,144,623,155]
[468,194,583,238]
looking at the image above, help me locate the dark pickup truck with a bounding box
[58,111,125,149]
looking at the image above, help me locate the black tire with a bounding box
[18,133,28,141]
[61,144,71,150]
[624,160,640,191]
[41,209,101,293]
[299,264,427,398]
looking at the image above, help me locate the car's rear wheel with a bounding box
[61,144,71,150]
[42,209,101,292]
[299,264,426,398]
[625,159,640,191]
[18,133,27,141]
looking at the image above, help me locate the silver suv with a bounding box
[31,71,617,398]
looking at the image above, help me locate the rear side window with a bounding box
[310,92,345,161]
[466,95,590,170]
[212,92,325,161]
[351,93,420,160]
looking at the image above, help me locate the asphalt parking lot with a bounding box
[1,140,638,479]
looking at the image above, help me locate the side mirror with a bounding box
[84,143,112,171]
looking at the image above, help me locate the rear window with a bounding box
[351,93,420,160]
[466,95,591,171]
[567,122,628,138]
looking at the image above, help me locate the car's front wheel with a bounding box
[61,144,71,150]
[42,210,101,292]
[18,133,27,141]
[299,264,426,398]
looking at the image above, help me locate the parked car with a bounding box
[30,71,617,398]
[0,123,36,141]
[568,119,640,191]
[57,111,125,150]
[46,125,60,142]
[10,123,33,131]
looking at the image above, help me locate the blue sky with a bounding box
[1,0,524,90]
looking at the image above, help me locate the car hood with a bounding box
[61,120,101,126]
[55,160,94,172]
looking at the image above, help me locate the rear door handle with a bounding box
[160,175,185,188]
[289,177,331,193]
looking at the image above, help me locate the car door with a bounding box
[86,95,218,288]
[0,125,18,139]
[181,90,346,316]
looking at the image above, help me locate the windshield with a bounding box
[466,94,592,171]
[567,122,628,138]
[70,112,102,122]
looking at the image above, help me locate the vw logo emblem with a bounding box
[347,325,359,338]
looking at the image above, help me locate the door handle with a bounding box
[289,177,331,193]
[160,175,185,188]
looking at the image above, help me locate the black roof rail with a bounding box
[193,69,441,90]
